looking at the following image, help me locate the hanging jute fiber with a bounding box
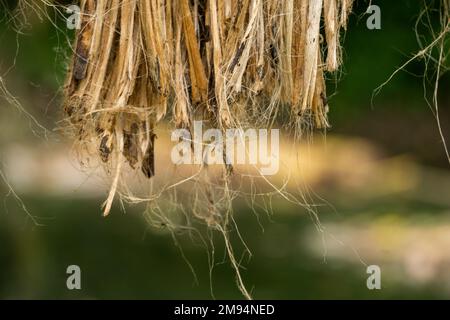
[63,0,355,215]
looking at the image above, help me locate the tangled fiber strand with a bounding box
[374,0,450,164]
[417,0,450,164]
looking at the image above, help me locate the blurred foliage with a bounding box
[0,195,448,299]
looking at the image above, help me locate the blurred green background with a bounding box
[0,1,449,299]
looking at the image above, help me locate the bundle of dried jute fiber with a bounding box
[63,0,354,215]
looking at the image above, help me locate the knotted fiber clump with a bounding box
[63,0,354,215]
